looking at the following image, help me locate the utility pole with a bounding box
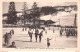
[74,13,77,27]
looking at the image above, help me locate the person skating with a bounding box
[45,38,52,48]
[9,29,14,37]
[53,28,54,33]
[11,29,14,34]
[35,29,39,42]
[3,33,11,46]
[60,29,62,36]
[39,30,43,42]
[28,28,33,42]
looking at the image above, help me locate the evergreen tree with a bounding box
[7,2,17,24]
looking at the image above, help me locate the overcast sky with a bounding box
[3,2,77,14]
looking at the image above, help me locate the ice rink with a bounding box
[2,28,77,48]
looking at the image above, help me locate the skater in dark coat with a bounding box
[39,30,43,42]
[60,29,62,36]
[3,33,11,45]
[46,38,52,48]
[66,29,70,38]
[35,29,39,42]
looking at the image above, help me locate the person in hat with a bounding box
[8,41,16,48]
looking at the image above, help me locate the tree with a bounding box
[32,2,40,28]
[7,2,17,24]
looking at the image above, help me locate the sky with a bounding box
[2,2,77,14]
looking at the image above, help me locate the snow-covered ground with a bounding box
[2,28,77,48]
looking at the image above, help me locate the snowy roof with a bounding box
[40,11,76,26]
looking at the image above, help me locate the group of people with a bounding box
[3,28,52,48]
[28,28,54,48]
[60,27,77,37]
[3,27,77,48]
[28,28,43,42]
[3,29,16,48]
